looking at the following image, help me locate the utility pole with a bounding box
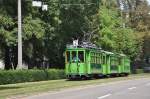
[17,0,22,69]
[17,0,48,69]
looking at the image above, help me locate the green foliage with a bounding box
[94,6,141,59]
[95,6,121,49]
[0,14,16,46]
[135,69,144,74]
[23,15,45,40]
[0,69,65,85]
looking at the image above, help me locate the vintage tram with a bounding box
[65,42,130,79]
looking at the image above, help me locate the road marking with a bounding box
[128,87,136,90]
[97,94,112,99]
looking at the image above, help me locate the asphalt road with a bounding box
[23,78,150,99]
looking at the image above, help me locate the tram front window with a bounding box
[71,51,84,63]
[78,51,84,62]
[72,51,79,62]
[66,51,70,63]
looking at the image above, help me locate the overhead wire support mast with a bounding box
[17,0,48,69]
[17,0,23,69]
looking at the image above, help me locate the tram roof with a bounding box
[66,45,127,57]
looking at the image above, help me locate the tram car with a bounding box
[65,41,130,79]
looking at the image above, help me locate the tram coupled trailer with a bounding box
[65,46,130,79]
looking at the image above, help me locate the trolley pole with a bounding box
[17,0,23,69]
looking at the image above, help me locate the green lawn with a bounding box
[0,73,150,99]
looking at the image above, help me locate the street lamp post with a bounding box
[17,0,22,69]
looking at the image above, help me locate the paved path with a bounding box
[23,78,150,99]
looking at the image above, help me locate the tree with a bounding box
[94,3,141,59]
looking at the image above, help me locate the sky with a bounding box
[148,0,150,5]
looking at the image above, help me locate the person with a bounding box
[73,56,80,62]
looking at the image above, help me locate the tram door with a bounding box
[66,51,80,74]
[110,56,118,73]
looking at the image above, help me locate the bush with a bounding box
[135,69,144,74]
[0,69,65,85]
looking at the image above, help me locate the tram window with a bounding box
[66,51,70,63]
[111,57,117,66]
[110,57,114,65]
[100,54,102,64]
[72,51,77,62]
[115,58,119,65]
[96,57,98,64]
[91,56,94,63]
[78,51,84,62]
[102,55,106,64]
[119,58,122,65]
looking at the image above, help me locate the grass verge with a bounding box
[0,73,150,99]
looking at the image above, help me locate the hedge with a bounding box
[0,69,65,85]
[135,69,144,74]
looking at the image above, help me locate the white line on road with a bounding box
[97,94,112,99]
[128,87,136,90]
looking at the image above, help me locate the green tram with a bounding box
[65,43,131,79]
